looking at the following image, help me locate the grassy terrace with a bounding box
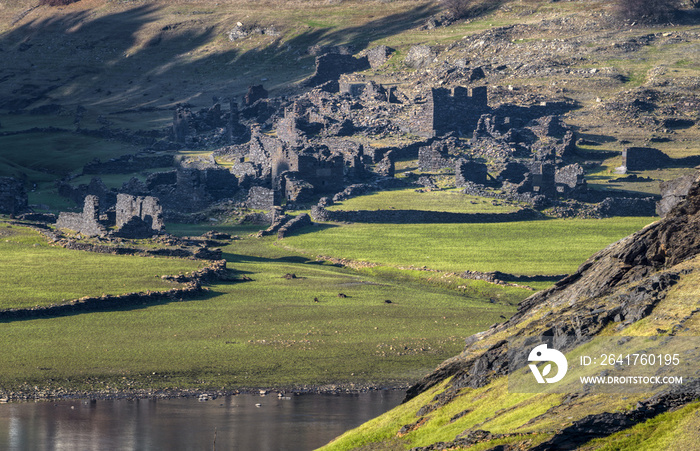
[0,222,204,310]
[281,217,656,276]
[325,188,520,213]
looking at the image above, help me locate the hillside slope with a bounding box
[322,173,700,449]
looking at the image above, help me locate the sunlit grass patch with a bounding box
[326,188,520,214]
[0,222,204,309]
[282,217,656,276]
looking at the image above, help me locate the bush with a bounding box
[614,0,682,22]
[39,0,80,6]
[440,0,477,19]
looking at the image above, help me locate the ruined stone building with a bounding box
[173,105,192,144]
[56,195,107,237]
[151,166,238,213]
[272,146,345,201]
[115,194,164,232]
[418,142,453,171]
[57,194,164,238]
[172,101,248,146]
[411,86,488,138]
[305,53,370,87]
[554,164,587,196]
[246,186,275,210]
[339,79,399,104]
[276,107,307,147]
[528,162,557,197]
[455,159,488,186]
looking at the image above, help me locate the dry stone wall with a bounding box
[310,205,541,224]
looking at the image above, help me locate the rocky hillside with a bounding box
[322,173,700,449]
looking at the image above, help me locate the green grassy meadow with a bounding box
[0,222,204,309]
[0,211,647,393]
[281,217,656,276]
[0,227,524,392]
[0,129,140,182]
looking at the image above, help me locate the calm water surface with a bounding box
[0,391,404,451]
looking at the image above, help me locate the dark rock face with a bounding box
[657,173,696,217]
[531,379,700,451]
[405,173,700,402]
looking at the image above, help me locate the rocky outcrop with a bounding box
[406,172,700,403]
[657,173,696,217]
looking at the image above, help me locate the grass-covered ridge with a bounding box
[0,222,204,309]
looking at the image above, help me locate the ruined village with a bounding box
[1,40,692,238]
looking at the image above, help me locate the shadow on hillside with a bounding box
[0,2,439,111]
[453,0,507,21]
[221,251,314,266]
[676,8,700,25]
[280,3,438,52]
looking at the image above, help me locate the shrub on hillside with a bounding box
[440,0,478,19]
[39,0,80,6]
[614,0,682,23]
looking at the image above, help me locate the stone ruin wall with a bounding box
[247,186,275,210]
[310,205,540,224]
[56,195,108,237]
[115,194,164,231]
[305,53,370,88]
[418,144,452,171]
[412,86,488,138]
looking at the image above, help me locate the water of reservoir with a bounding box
[0,390,404,451]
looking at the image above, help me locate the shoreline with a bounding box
[0,382,410,403]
